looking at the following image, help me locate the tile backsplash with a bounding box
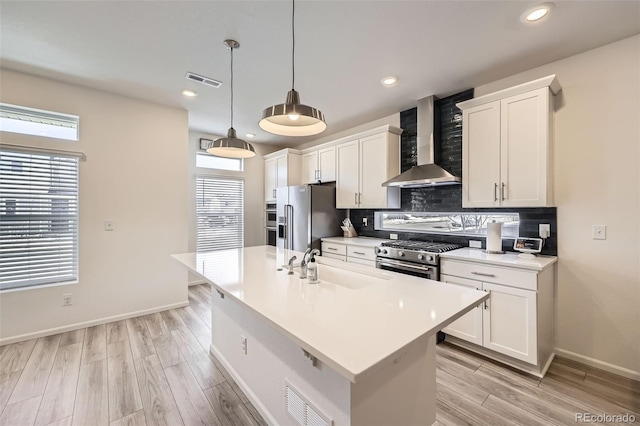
[350,89,558,256]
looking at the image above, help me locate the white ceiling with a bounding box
[1,1,639,147]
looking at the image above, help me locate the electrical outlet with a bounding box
[390,233,398,240]
[104,220,115,231]
[593,225,606,240]
[241,335,247,355]
[539,224,551,239]
[469,240,482,248]
[362,217,368,226]
[62,293,72,306]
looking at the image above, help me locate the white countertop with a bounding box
[440,247,558,271]
[321,236,389,247]
[172,246,487,383]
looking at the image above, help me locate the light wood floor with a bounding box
[1,283,638,426]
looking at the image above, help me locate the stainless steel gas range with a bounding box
[375,240,462,280]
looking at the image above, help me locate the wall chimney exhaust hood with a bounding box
[382,96,461,188]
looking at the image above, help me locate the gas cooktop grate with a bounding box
[380,240,461,253]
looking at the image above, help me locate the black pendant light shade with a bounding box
[205,39,256,158]
[259,0,326,137]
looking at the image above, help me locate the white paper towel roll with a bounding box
[486,221,503,253]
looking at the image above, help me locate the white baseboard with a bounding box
[209,344,277,426]
[0,300,189,346]
[188,279,207,287]
[554,347,640,381]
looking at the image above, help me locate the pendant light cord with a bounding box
[230,45,234,128]
[291,0,295,90]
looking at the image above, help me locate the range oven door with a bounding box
[375,258,438,280]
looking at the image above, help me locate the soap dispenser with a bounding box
[307,256,319,284]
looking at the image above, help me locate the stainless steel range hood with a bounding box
[382,96,461,188]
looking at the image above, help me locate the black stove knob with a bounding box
[398,251,405,257]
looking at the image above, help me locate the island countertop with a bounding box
[172,246,488,383]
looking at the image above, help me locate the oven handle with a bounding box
[376,258,436,274]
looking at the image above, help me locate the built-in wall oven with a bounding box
[265,203,277,246]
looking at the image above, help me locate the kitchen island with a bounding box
[172,246,488,426]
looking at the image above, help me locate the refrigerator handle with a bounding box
[287,204,294,250]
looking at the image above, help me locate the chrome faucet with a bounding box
[299,248,312,278]
[287,255,297,275]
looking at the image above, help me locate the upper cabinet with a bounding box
[336,126,402,209]
[263,149,301,202]
[301,146,336,184]
[457,75,561,208]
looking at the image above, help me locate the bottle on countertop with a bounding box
[307,256,319,284]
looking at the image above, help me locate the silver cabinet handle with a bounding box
[353,251,365,255]
[327,247,338,251]
[354,193,358,205]
[501,182,506,201]
[314,170,318,180]
[494,183,498,202]
[216,289,225,299]
[484,289,489,310]
[471,271,496,277]
[317,169,321,180]
[358,193,362,205]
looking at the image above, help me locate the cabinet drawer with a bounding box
[322,252,346,262]
[322,242,346,256]
[441,260,537,291]
[347,245,376,261]
[347,257,376,268]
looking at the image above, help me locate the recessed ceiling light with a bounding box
[246,133,255,138]
[182,89,198,97]
[381,76,399,87]
[521,3,553,23]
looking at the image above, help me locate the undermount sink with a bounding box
[315,263,390,290]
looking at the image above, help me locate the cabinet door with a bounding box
[301,151,318,184]
[318,146,336,182]
[336,140,359,208]
[359,133,391,208]
[264,158,277,202]
[482,282,537,364]
[276,155,288,188]
[500,88,550,207]
[462,101,501,208]
[440,274,483,346]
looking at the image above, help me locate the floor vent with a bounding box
[285,381,332,426]
[185,72,222,88]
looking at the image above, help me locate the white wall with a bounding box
[475,35,640,376]
[187,131,278,285]
[294,113,400,151]
[0,70,189,342]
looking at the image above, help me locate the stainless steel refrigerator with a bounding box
[276,185,343,252]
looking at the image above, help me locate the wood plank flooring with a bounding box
[1,283,638,425]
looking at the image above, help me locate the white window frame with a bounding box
[196,175,244,252]
[0,103,80,141]
[0,146,82,291]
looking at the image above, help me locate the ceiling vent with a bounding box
[185,72,222,88]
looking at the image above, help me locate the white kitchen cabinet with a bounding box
[321,238,383,267]
[264,149,301,202]
[301,146,336,184]
[440,255,555,376]
[458,75,560,208]
[336,127,401,209]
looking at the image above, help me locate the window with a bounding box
[0,103,79,141]
[0,148,80,290]
[374,211,520,238]
[196,176,244,251]
[196,152,243,171]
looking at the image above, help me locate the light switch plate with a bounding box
[363,217,368,226]
[104,220,115,231]
[390,233,398,240]
[539,224,551,238]
[469,240,482,248]
[592,225,606,240]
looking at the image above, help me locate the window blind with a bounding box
[196,176,244,252]
[0,149,79,290]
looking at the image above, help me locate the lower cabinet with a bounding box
[440,258,554,375]
[321,241,376,267]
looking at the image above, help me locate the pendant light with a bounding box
[204,39,256,159]
[259,0,326,137]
